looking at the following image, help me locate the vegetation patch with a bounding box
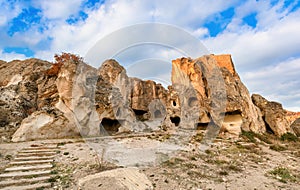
[268,167,296,183]
[280,133,298,142]
[241,130,256,143]
[270,144,286,151]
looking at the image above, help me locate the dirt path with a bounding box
[0,132,299,190]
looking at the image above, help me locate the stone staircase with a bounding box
[0,144,60,190]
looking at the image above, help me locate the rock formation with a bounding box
[171,55,265,137]
[0,53,297,142]
[290,118,300,137]
[252,94,292,136]
[286,111,300,124]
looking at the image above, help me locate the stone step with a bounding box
[19,149,58,153]
[0,182,51,190]
[14,155,55,161]
[5,164,53,172]
[24,146,57,151]
[0,176,51,187]
[10,159,54,166]
[0,170,51,178]
[17,152,56,157]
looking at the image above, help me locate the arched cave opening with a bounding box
[262,116,274,134]
[100,118,121,135]
[197,122,209,130]
[154,110,162,118]
[225,110,242,115]
[116,108,121,117]
[172,100,177,107]
[188,97,198,107]
[170,116,181,126]
[133,109,148,121]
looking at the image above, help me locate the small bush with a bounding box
[268,167,296,183]
[241,130,256,143]
[219,170,229,175]
[45,53,83,76]
[280,133,298,142]
[227,164,243,172]
[270,144,286,151]
[5,154,12,160]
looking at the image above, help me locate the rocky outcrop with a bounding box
[286,111,300,124]
[252,94,292,136]
[0,56,82,142]
[290,118,300,137]
[0,59,53,142]
[1,53,297,142]
[78,167,153,190]
[171,55,265,137]
[12,110,79,142]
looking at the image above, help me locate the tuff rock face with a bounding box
[0,53,297,142]
[291,118,300,137]
[171,55,265,137]
[252,94,292,136]
[0,59,62,142]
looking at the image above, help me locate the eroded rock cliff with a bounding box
[0,53,297,142]
[252,94,293,136]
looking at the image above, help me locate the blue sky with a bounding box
[0,0,300,111]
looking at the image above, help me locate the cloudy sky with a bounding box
[0,0,299,111]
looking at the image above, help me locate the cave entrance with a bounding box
[170,116,181,126]
[197,122,209,130]
[188,97,198,107]
[154,110,162,118]
[222,110,243,130]
[172,100,177,107]
[133,109,148,121]
[262,116,274,134]
[100,118,121,135]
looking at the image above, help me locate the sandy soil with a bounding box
[0,131,299,190]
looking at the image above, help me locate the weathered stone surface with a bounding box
[291,118,300,137]
[96,59,136,133]
[1,53,296,141]
[56,59,100,137]
[78,167,153,190]
[171,55,265,136]
[11,110,79,142]
[1,56,84,142]
[0,59,52,142]
[94,59,171,134]
[252,94,292,136]
[286,111,300,124]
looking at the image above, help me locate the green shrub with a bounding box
[241,130,256,143]
[270,144,287,151]
[268,167,296,183]
[280,133,298,142]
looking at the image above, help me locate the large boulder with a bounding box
[0,59,52,142]
[252,94,292,136]
[171,55,265,137]
[78,167,153,190]
[291,118,300,137]
[9,57,87,142]
[12,110,79,142]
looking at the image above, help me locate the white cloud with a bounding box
[204,8,300,75]
[0,50,27,61]
[0,0,22,26]
[34,0,83,20]
[0,0,299,111]
[243,57,300,111]
[39,0,240,60]
[192,28,209,38]
[201,1,300,111]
